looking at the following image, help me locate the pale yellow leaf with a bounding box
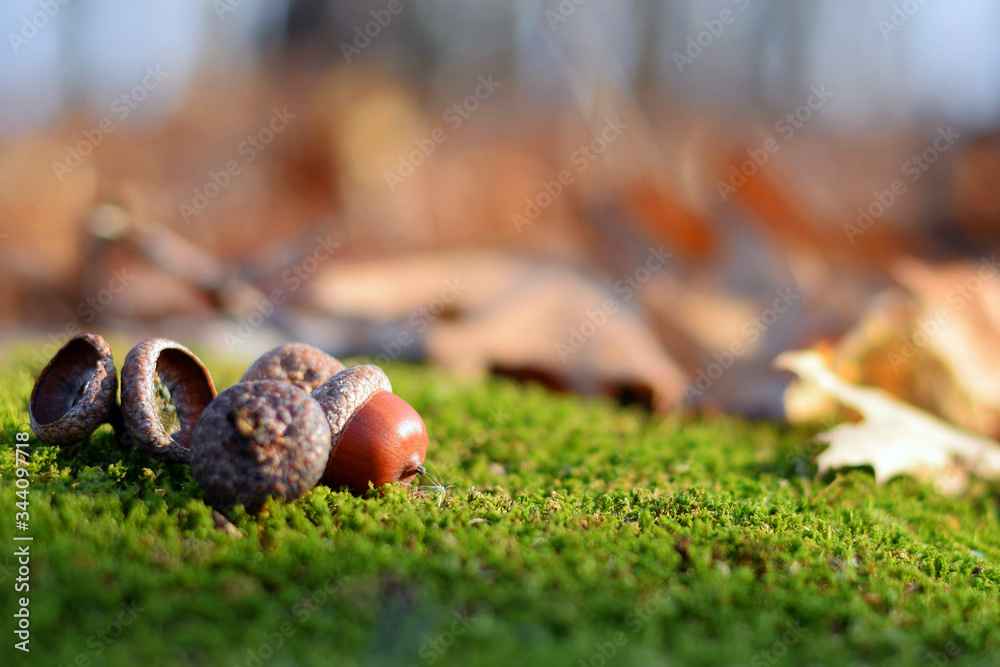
[776,350,1000,493]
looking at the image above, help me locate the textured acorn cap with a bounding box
[312,365,428,493]
[311,365,392,448]
[121,338,216,461]
[29,333,118,446]
[190,380,332,512]
[240,343,345,393]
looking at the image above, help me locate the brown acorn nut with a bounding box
[121,339,216,461]
[240,343,345,393]
[190,380,332,512]
[311,365,428,494]
[29,333,118,445]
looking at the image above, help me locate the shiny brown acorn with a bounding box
[311,365,427,494]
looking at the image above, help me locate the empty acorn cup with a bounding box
[29,333,118,446]
[240,343,346,393]
[121,338,217,461]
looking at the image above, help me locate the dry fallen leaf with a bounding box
[776,349,1000,493]
[892,257,1000,436]
[308,251,687,411]
[793,257,1000,437]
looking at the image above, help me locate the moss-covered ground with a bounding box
[1,342,999,666]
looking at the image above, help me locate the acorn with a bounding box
[311,365,428,494]
[29,333,118,446]
[190,380,332,512]
[120,338,216,461]
[240,343,345,393]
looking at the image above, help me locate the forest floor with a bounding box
[1,343,999,666]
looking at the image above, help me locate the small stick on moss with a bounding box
[211,509,244,539]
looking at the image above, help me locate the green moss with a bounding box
[153,374,181,438]
[0,345,999,666]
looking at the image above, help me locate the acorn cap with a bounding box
[240,343,345,393]
[29,333,118,446]
[121,338,217,461]
[190,380,332,512]
[312,365,428,494]
[312,365,392,447]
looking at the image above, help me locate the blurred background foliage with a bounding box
[2,0,1000,426]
